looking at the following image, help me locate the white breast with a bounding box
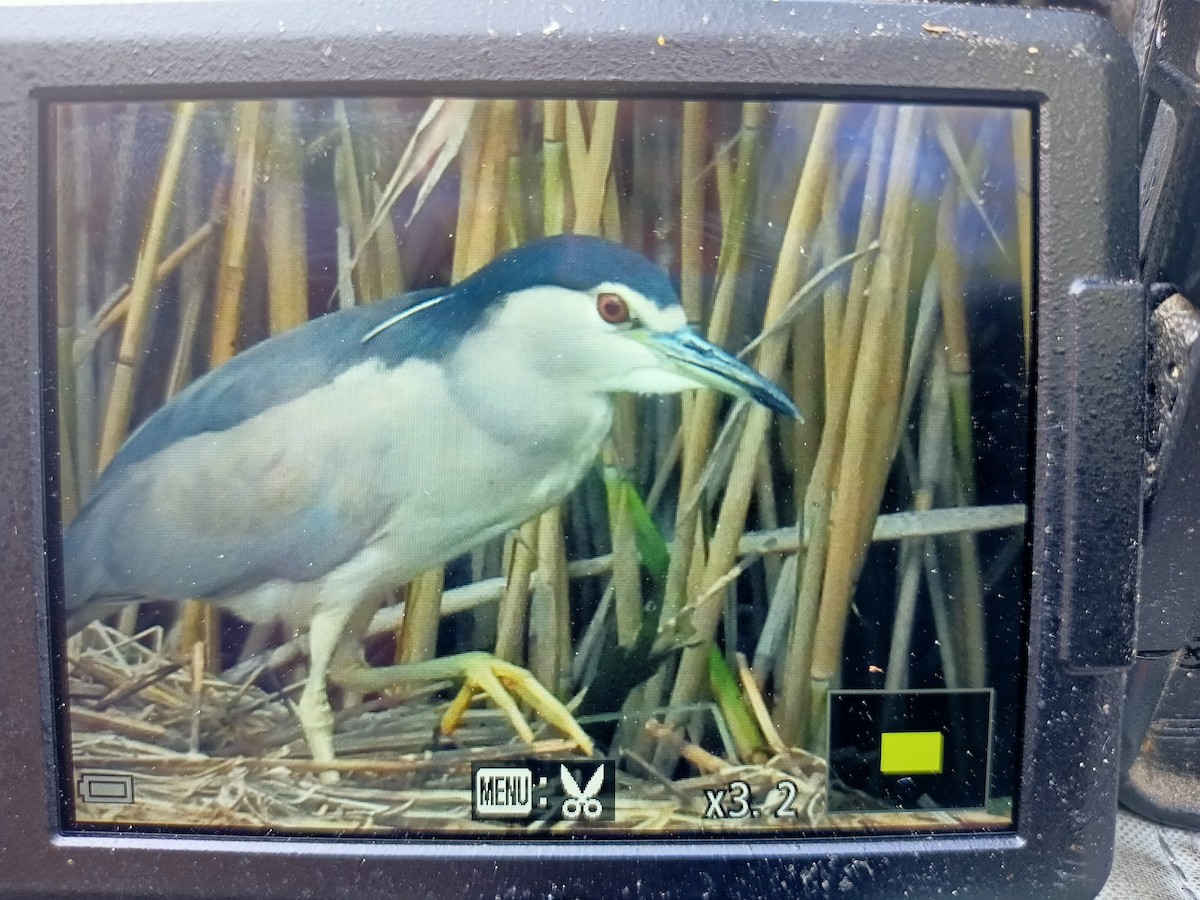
[219,351,612,623]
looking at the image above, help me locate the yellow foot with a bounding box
[332,651,593,756]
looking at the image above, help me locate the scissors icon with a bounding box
[560,764,605,820]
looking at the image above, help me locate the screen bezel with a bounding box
[0,1,1140,897]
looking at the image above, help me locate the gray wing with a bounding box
[64,417,393,616]
[63,284,488,624]
[106,288,448,477]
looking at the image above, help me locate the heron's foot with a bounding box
[296,684,341,785]
[332,651,593,756]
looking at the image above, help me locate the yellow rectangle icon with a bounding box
[880,731,944,775]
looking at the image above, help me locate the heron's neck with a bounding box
[443,332,615,459]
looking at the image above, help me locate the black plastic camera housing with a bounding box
[0,2,1142,898]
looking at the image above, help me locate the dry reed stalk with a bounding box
[881,262,944,690]
[643,720,729,775]
[76,220,221,363]
[91,107,144,468]
[100,106,141,282]
[825,108,894,403]
[935,185,988,689]
[96,101,196,469]
[460,100,516,278]
[1012,109,1034,368]
[886,531,925,693]
[917,351,963,687]
[365,127,406,299]
[806,107,924,745]
[563,100,589,204]
[611,398,639,472]
[565,100,617,235]
[451,114,485,276]
[359,98,477,259]
[396,571,445,664]
[752,552,798,688]
[371,181,406,298]
[765,180,838,714]
[754,447,782,591]
[660,103,766,635]
[529,535,561,696]
[667,104,841,720]
[71,707,171,743]
[886,433,943,692]
[644,105,765,733]
[936,172,976,496]
[856,230,913,536]
[736,653,788,755]
[932,114,1006,257]
[542,100,567,237]
[264,100,309,334]
[504,148,528,252]
[208,101,262,366]
[333,103,376,303]
[540,506,573,697]
[494,522,539,663]
[601,170,623,243]
[890,263,943,463]
[188,640,206,754]
[168,168,225,399]
[679,101,707,322]
[714,149,733,234]
[776,108,897,744]
[789,301,825,520]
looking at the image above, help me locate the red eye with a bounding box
[597,293,629,324]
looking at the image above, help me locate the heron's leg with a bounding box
[327,598,385,706]
[297,603,358,784]
[331,652,594,756]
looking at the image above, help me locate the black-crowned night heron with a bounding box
[64,235,798,776]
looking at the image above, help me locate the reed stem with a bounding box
[669,104,841,716]
[264,100,308,334]
[806,106,923,740]
[97,101,196,469]
[209,101,262,366]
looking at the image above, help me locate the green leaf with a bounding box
[602,469,670,582]
[707,644,766,762]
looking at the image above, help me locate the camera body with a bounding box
[0,2,1150,898]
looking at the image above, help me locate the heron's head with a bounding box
[449,235,800,419]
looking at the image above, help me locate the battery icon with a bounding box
[77,771,135,804]
[473,766,534,818]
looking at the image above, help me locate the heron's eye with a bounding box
[597,292,630,325]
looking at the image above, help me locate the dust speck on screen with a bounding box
[48,97,1031,836]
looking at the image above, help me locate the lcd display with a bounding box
[48,97,1032,836]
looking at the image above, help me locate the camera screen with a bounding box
[49,96,1032,836]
